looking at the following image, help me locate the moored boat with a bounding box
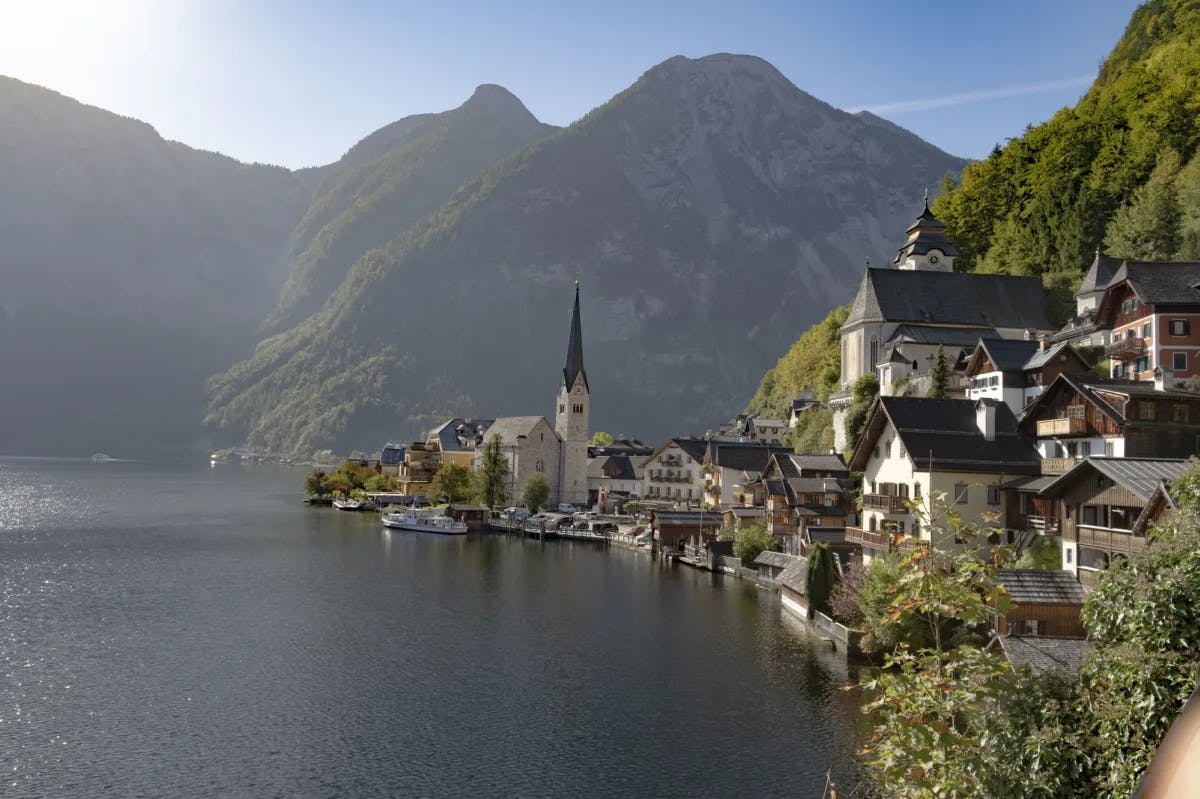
[333,498,364,511]
[381,508,468,535]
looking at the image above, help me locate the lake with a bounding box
[0,457,865,797]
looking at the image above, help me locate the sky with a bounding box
[0,0,1145,169]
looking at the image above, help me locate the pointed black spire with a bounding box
[563,281,588,392]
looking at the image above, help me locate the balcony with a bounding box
[863,494,910,513]
[1105,337,1146,361]
[844,526,892,551]
[1039,457,1077,475]
[1077,524,1147,557]
[1036,416,1087,437]
[1026,514,1060,535]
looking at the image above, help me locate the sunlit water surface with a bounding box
[0,458,865,797]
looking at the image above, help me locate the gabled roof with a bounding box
[787,452,848,474]
[587,455,639,482]
[1038,457,1190,502]
[777,558,810,594]
[1074,250,1122,297]
[1024,340,1088,371]
[889,324,1001,347]
[850,396,1039,474]
[753,551,798,569]
[705,442,792,472]
[651,510,723,527]
[643,437,710,465]
[998,569,1087,605]
[430,418,495,452]
[842,269,1052,331]
[994,635,1089,677]
[965,338,1041,375]
[481,416,556,446]
[726,507,765,519]
[1018,374,1200,433]
[1101,260,1200,308]
[1133,479,1183,535]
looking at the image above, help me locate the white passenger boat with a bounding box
[381,508,468,535]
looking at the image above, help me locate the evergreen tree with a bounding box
[1105,149,1184,260]
[475,435,510,510]
[928,346,950,399]
[805,543,837,616]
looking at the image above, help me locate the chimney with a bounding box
[1154,366,1174,391]
[976,400,996,442]
[1039,336,1047,353]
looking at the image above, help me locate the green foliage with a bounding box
[783,405,834,454]
[804,543,837,615]
[520,473,551,513]
[317,459,381,495]
[731,523,774,565]
[364,473,390,492]
[431,462,474,503]
[828,557,866,627]
[588,431,614,447]
[304,470,328,497]
[843,373,879,458]
[474,436,510,510]
[1105,149,1184,259]
[745,305,849,419]
[927,346,950,399]
[1014,535,1062,569]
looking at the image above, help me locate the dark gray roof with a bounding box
[652,510,723,527]
[1075,251,1122,297]
[1023,340,1085,371]
[667,437,710,463]
[843,269,1052,331]
[726,507,765,518]
[851,397,1040,473]
[706,442,792,472]
[1106,260,1200,306]
[1038,457,1191,502]
[753,551,798,569]
[893,201,960,264]
[998,569,1086,605]
[1049,308,1103,344]
[1020,374,1200,431]
[999,636,1089,677]
[972,338,1041,372]
[787,477,846,493]
[764,478,787,496]
[889,325,998,347]
[563,283,588,391]
[430,418,495,452]
[787,453,849,474]
[1003,474,1058,493]
[777,558,809,594]
[587,455,639,482]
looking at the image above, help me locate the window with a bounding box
[954,483,969,504]
[870,336,879,367]
[869,516,877,532]
[1066,548,1072,565]
[1170,319,1190,336]
[987,485,1000,505]
[1135,356,1149,374]
[914,481,921,498]
[1142,321,1152,339]
[824,494,835,506]
[558,404,564,413]
[1078,441,1091,457]
[535,460,544,472]
[687,488,692,498]
[1175,404,1189,423]
[1105,440,1116,457]
[811,517,822,527]
[1139,402,1157,421]
[1174,352,1187,371]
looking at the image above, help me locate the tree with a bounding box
[588,431,614,447]
[1105,149,1183,260]
[431,462,473,504]
[843,373,879,458]
[731,523,774,565]
[474,435,510,509]
[520,473,550,513]
[304,470,328,497]
[927,345,950,399]
[805,543,837,615]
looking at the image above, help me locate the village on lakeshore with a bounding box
[288,198,1200,682]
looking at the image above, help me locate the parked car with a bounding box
[504,506,530,521]
[573,511,598,521]
[557,503,576,514]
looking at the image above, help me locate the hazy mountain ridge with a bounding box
[205,54,967,455]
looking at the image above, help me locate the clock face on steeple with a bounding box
[928,253,940,265]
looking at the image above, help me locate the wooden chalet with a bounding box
[1036,457,1190,589]
[994,569,1086,638]
[963,337,1090,416]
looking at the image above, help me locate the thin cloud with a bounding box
[847,76,1094,115]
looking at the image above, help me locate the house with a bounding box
[755,451,854,556]
[1017,372,1200,473]
[963,338,1090,415]
[650,509,723,552]
[1048,249,1123,348]
[720,414,787,444]
[752,550,798,585]
[777,557,810,619]
[702,441,792,507]
[641,437,709,506]
[379,442,406,478]
[587,454,642,511]
[830,199,1054,450]
[722,506,765,531]
[1094,260,1200,382]
[477,416,561,505]
[788,391,818,428]
[846,397,1040,563]
[995,569,1087,638]
[1036,457,1190,589]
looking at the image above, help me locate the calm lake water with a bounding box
[0,458,865,797]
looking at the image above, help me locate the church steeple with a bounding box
[563,281,588,391]
[893,193,958,271]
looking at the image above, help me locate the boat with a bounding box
[91,453,112,463]
[381,508,468,535]
[333,498,364,511]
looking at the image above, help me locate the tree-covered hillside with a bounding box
[933,0,1200,316]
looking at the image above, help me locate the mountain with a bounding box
[205,54,966,456]
[932,0,1200,319]
[0,77,311,456]
[265,84,558,332]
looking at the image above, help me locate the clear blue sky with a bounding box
[0,0,1144,168]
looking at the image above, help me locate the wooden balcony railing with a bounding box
[1036,417,1088,437]
[1040,457,1077,475]
[863,494,910,513]
[1105,337,1147,360]
[844,526,892,551]
[1077,524,1148,556]
[1026,514,1060,535]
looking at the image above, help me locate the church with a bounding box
[829,198,1054,451]
[476,284,591,507]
